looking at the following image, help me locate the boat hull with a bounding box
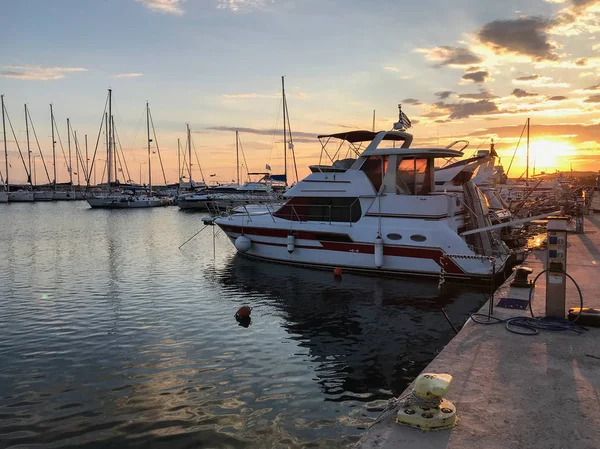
[87,196,169,209]
[177,198,209,210]
[53,191,78,201]
[0,191,7,203]
[8,191,34,202]
[34,191,54,201]
[216,220,508,283]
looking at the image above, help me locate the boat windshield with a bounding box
[396,157,431,195]
[360,155,389,192]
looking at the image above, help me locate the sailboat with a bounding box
[49,105,77,200]
[1,95,34,202]
[87,91,169,209]
[204,77,294,213]
[23,105,54,201]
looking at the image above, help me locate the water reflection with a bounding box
[213,255,487,398]
[0,204,489,448]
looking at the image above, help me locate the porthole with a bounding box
[387,233,402,241]
[410,234,427,242]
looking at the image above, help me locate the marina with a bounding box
[2,1,600,447]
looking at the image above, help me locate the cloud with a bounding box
[135,0,184,15]
[422,99,499,120]
[383,66,400,72]
[115,73,143,78]
[0,65,87,80]
[415,46,483,67]
[515,74,539,81]
[458,89,499,100]
[448,100,499,119]
[206,126,317,140]
[435,91,454,100]
[402,98,422,105]
[512,75,569,87]
[584,94,600,102]
[547,95,569,100]
[512,88,539,97]
[477,17,559,61]
[217,0,268,12]
[461,70,490,84]
[296,92,308,99]
[585,84,600,90]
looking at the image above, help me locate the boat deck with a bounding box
[356,215,600,449]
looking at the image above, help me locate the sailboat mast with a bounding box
[85,134,88,186]
[177,138,181,184]
[146,102,152,195]
[526,117,530,181]
[187,124,192,187]
[105,113,110,189]
[50,104,56,187]
[236,130,239,185]
[75,131,80,187]
[67,118,73,188]
[107,89,112,189]
[282,76,287,185]
[1,96,8,188]
[111,115,117,183]
[25,104,32,186]
[372,110,376,132]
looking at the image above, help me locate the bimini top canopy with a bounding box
[361,146,464,159]
[317,130,412,143]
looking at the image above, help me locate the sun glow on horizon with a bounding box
[527,139,576,173]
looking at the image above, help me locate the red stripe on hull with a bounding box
[219,225,466,274]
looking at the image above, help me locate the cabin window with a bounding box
[360,155,388,192]
[396,157,431,195]
[273,197,362,223]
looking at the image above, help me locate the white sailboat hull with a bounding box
[8,191,35,202]
[87,195,169,209]
[53,191,78,201]
[34,191,54,201]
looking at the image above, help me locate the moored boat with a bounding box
[215,123,510,283]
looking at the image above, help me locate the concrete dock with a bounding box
[356,216,600,449]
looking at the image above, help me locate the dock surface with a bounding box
[356,216,600,449]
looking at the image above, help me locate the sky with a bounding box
[1,0,599,185]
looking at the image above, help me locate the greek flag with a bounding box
[400,110,412,129]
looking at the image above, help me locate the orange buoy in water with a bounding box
[333,267,343,277]
[235,306,252,319]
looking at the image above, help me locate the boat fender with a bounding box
[374,235,384,268]
[287,233,295,253]
[235,306,252,319]
[333,267,343,278]
[234,235,252,253]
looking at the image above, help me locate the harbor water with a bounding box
[0,203,490,448]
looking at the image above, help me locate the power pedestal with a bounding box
[546,216,568,318]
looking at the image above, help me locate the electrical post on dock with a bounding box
[546,216,568,318]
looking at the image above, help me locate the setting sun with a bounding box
[527,139,575,173]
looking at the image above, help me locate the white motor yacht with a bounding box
[215,129,510,283]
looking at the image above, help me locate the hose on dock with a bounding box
[471,269,586,335]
